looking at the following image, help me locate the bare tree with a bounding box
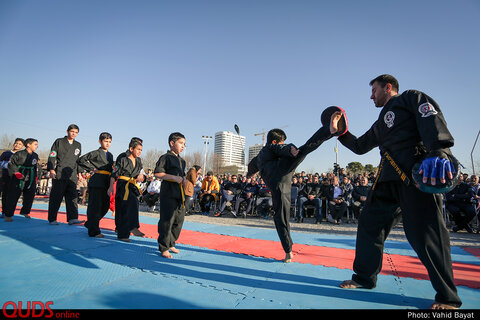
[142,148,164,171]
[0,134,15,149]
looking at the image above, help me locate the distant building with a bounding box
[214,131,246,174]
[248,144,263,164]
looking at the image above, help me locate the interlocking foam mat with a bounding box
[1,204,479,310]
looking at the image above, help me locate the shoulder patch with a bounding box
[418,102,438,117]
[384,111,395,128]
[49,151,57,157]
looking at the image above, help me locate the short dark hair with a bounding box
[267,129,287,144]
[128,137,142,150]
[99,132,112,141]
[67,124,79,132]
[14,138,25,145]
[193,165,201,171]
[168,132,185,144]
[24,138,37,146]
[369,74,399,92]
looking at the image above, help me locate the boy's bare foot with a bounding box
[118,238,130,242]
[161,250,172,258]
[430,302,458,310]
[330,111,343,134]
[5,216,13,222]
[21,214,31,219]
[170,247,180,254]
[283,252,293,263]
[130,228,145,237]
[340,279,363,289]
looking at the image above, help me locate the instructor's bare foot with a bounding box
[169,247,180,254]
[340,279,362,289]
[283,252,293,263]
[430,302,458,310]
[21,214,31,219]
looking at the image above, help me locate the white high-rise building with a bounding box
[214,131,246,169]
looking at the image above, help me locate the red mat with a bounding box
[7,207,480,289]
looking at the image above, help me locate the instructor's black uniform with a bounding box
[155,150,186,253]
[3,149,39,217]
[77,148,114,236]
[338,90,461,307]
[47,136,82,223]
[248,126,333,254]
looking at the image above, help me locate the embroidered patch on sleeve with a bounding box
[49,151,57,157]
[418,102,438,117]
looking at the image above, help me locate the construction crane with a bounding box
[255,125,288,146]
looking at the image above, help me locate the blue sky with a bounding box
[1,0,479,173]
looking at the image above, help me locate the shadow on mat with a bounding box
[0,216,432,309]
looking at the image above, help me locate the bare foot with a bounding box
[118,238,131,242]
[5,216,13,222]
[21,214,31,219]
[170,247,180,254]
[283,252,293,263]
[340,279,363,289]
[161,250,172,258]
[430,302,458,310]
[330,111,343,134]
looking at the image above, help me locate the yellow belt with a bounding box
[165,179,185,208]
[118,176,143,201]
[96,170,111,175]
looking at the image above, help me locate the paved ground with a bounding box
[0,199,479,314]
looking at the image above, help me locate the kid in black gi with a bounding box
[3,138,39,222]
[338,74,462,309]
[154,132,187,258]
[108,138,144,242]
[0,138,24,218]
[47,124,84,225]
[247,113,342,262]
[77,132,114,238]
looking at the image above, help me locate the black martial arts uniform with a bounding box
[77,148,114,237]
[111,153,143,240]
[3,149,39,218]
[47,136,82,223]
[338,90,462,307]
[248,126,333,254]
[155,150,186,253]
[0,150,15,214]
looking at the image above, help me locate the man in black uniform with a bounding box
[338,74,461,309]
[77,132,114,237]
[47,124,84,225]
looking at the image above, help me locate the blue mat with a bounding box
[0,204,479,310]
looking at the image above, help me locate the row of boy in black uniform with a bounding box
[0,125,191,259]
